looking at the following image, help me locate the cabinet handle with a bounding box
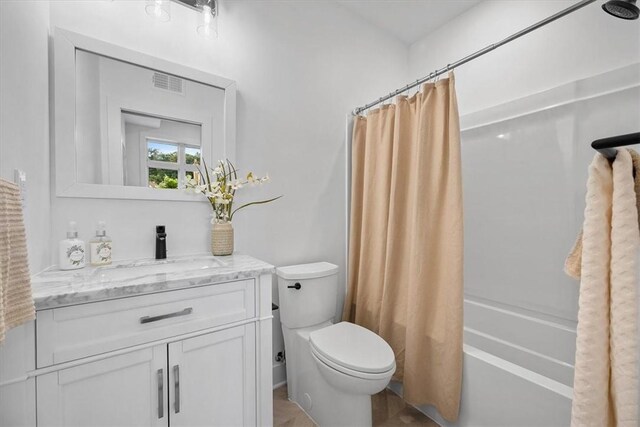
[140,307,193,324]
[174,364,181,414]
[157,369,164,419]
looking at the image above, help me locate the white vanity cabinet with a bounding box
[20,257,275,427]
[37,324,257,427]
[37,345,168,427]
[168,324,256,427]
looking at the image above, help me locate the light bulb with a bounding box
[197,4,218,39]
[145,0,170,22]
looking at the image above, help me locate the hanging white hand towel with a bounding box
[571,149,639,427]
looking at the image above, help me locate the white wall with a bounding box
[1,0,408,385]
[0,4,48,422]
[47,0,408,270]
[409,0,640,116]
[0,1,51,274]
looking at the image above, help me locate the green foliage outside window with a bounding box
[185,150,201,165]
[148,147,178,163]
[148,168,178,188]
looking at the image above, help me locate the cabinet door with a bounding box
[168,324,257,427]
[37,345,168,427]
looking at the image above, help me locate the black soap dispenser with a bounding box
[155,225,167,260]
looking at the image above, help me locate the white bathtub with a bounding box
[390,297,575,427]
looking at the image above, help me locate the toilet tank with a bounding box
[276,262,339,329]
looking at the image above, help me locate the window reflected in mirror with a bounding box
[122,113,202,189]
[145,140,201,189]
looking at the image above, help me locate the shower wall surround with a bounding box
[406,64,639,427]
[401,3,640,424]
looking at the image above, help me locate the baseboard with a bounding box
[272,362,286,389]
[273,380,287,390]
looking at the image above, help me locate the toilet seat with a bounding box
[309,322,396,380]
[311,346,395,381]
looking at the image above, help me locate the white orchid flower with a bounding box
[189,159,277,224]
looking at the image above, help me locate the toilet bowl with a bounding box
[310,321,395,395]
[277,263,396,426]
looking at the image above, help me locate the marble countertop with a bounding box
[31,253,275,310]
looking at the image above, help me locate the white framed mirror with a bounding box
[53,28,236,200]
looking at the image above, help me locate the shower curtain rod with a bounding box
[353,0,598,115]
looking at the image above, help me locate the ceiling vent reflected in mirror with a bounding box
[152,72,185,95]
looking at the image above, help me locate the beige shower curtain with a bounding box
[344,74,463,422]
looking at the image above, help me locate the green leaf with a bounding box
[202,159,213,193]
[230,196,283,221]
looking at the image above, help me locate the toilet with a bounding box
[276,262,396,426]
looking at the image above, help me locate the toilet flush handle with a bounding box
[287,282,302,290]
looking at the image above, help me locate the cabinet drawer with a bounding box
[37,280,255,368]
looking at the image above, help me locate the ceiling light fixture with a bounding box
[196,0,218,39]
[150,0,218,38]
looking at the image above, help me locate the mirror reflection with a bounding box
[123,113,201,189]
[75,49,224,189]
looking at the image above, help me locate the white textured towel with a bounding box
[0,178,34,343]
[571,149,639,427]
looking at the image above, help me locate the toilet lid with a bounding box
[309,322,396,374]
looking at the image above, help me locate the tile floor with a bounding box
[274,385,439,426]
